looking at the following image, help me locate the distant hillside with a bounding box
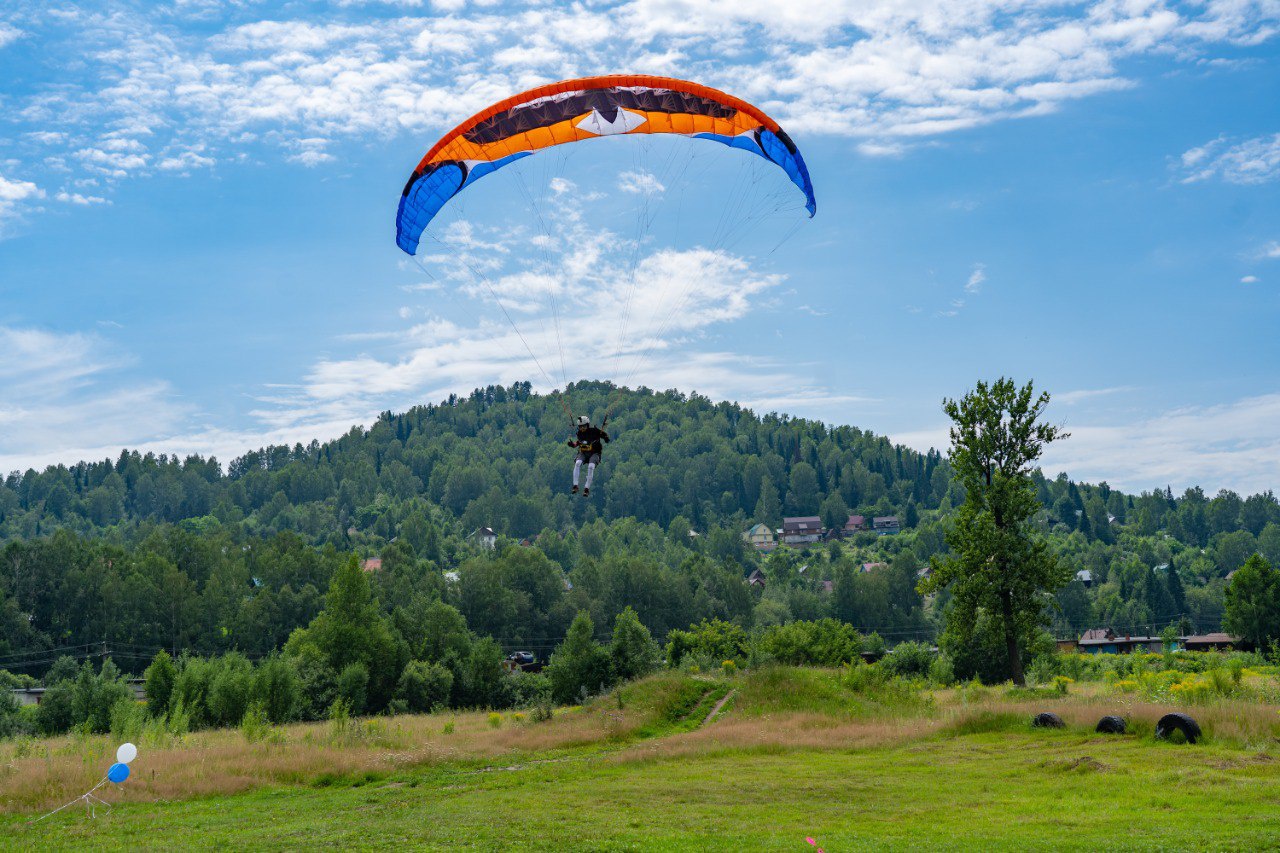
[1,381,1278,669]
[0,381,951,543]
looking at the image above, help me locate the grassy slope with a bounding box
[6,671,1280,851]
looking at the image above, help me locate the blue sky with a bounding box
[1,0,1278,494]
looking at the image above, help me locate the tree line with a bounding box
[2,381,1279,691]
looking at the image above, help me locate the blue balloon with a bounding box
[107,762,130,784]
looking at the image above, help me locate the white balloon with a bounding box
[116,742,138,764]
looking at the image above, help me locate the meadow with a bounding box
[4,665,1280,850]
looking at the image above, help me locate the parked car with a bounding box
[504,651,541,672]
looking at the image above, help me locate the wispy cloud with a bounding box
[964,264,986,294]
[0,326,185,470]
[894,393,1280,494]
[1179,133,1280,184]
[937,263,986,316]
[0,23,22,50]
[1054,386,1135,405]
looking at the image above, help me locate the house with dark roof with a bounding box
[1182,632,1242,652]
[873,516,900,535]
[1077,628,1162,654]
[780,516,824,547]
[746,568,767,588]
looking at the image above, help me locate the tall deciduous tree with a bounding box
[922,378,1068,685]
[1223,554,1280,650]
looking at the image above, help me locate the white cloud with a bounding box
[286,138,335,167]
[618,170,666,195]
[857,141,907,157]
[0,326,185,470]
[1054,386,1134,404]
[0,23,21,49]
[895,393,1280,495]
[1241,274,1259,283]
[1179,133,1280,184]
[55,191,110,205]
[0,174,45,224]
[4,0,1277,212]
[965,264,986,294]
[1044,394,1280,494]
[1263,241,1280,259]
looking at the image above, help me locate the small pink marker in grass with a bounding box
[806,837,824,852]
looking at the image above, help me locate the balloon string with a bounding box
[29,776,111,825]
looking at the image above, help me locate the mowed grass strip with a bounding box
[8,729,1280,851]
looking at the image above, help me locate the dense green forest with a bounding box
[3,382,1279,682]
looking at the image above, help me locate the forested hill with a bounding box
[1,381,952,542]
[2,381,1279,671]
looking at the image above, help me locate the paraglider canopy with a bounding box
[396,74,816,255]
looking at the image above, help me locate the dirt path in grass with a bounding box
[701,690,736,727]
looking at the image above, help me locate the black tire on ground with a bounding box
[1155,712,1201,744]
[1095,715,1127,734]
[1032,712,1065,729]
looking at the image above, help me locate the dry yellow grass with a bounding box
[3,670,1277,816]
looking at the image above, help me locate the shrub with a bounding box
[0,689,27,739]
[71,660,132,734]
[327,698,353,742]
[395,660,453,714]
[171,657,214,729]
[929,654,956,687]
[881,641,934,679]
[506,671,552,710]
[252,655,302,724]
[207,653,255,728]
[546,612,611,704]
[1228,657,1245,686]
[240,702,275,744]
[755,620,864,668]
[609,606,659,682]
[337,663,370,715]
[487,712,502,729]
[442,721,455,734]
[109,697,147,741]
[1052,676,1073,696]
[34,684,75,736]
[144,650,177,717]
[665,619,750,668]
[290,643,338,721]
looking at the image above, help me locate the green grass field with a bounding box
[5,669,1280,850]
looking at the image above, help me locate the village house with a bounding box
[469,527,497,550]
[743,522,777,552]
[1182,632,1242,652]
[1077,628,1163,654]
[872,515,900,535]
[780,516,824,547]
[845,514,868,534]
[747,568,767,588]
